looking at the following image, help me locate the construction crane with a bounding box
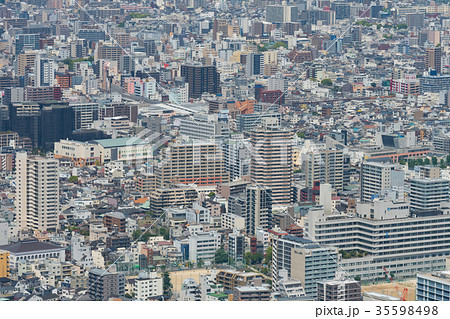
[383,267,408,301]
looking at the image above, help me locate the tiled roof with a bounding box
[0,239,63,254]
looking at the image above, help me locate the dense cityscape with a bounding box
[0,0,450,303]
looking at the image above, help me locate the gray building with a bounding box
[88,268,125,301]
[410,178,450,212]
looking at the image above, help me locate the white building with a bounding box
[221,213,245,230]
[188,231,221,263]
[134,271,163,300]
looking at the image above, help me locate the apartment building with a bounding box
[272,236,338,298]
[249,119,293,206]
[88,268,125,301]
[148,187,198,213]
[317,276,362,301]
[135,174,157,195]
[15,152,59,232]
[221,213,245,230]
[134,272,163,301]
[216,270,264,291]
[304,148,344,191]
[245,185,272,235]
[0,250,9,278]
[154,141,229,187]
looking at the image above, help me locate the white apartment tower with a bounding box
[16,152,59,232]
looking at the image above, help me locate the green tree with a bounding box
[432,157,438,166]
[264,247,272,265]
[297,132,306,138]
[207,192,215,198]
[214,248,229,264]
[408,159,415,169]
[440,159,447,169]
[321,79,333,86]
[424,158,431,166]
[159,227,170,240]
[132,229,142,240]
[197,258,204,268]
[272,42,287,49]
[68,175,79,183]
[162,272,172,298]
[446,155,450,165]
[398,159,406,165]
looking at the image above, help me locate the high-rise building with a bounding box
[410,178,450,212]
[304,149,344,191]
[222,135,250,181]
[70,102,99,130]
[406,13,424,28]
[181,64,220,99]
[34,55,55,87]
[88,268,125,301]
[266,5,299,23]
[246,53,264,76]
[179,113,230,141]
[245,185,272,235]
[249,119,293,206]
[331,2,350,20]
[16,52,36,76]
[154,141,229,187]
[360,162,404,202]
[228,230,246,264]
[15,152,59,232]
[426,47,442,74]
[272,236,338,298]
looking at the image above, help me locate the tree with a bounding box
[264,247,272,265]
[68,176,78,183]
[354,276,361,281]
[440,159,447,169]
[408,159,415,169]
[273,42,287,49]
[447,155,450,165]
[214,248,229,264]
[297,132,306,138]
[207,192,215,198]
[197,258,204,268]
[162,272,172,298]
[371,82,377,87]
[132,229,142,240]
[321,79,333,86]
[432,157,438,166]
[159,227,170,240]
[424,158,431,166]
[399,159,406,165]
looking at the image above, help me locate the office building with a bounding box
[331,2,350,20]
[222,135,251,181]
[410,179,450,212]
[15,152,59,232]
[426,47,442,74]
[70,102,99,130]
[360,162,404,202]
[249,119,293,206]
[16,52,36,76]
[54,139,101,167]
[181,64,220,99]
[406,13,424,28]
[272,236,338,298]
[97,45,124,62]
[15,34,39,54]
[88,268,125,301]
[417,272,450,301]
[154,141,229,187]
[304,149,344,191]
[188,231,220,263]
[266,5,299,23]
[179,114,230,141]
[246,53,264,76]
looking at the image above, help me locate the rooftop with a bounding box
[0,239,63,254]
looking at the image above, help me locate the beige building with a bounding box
[304,149,344,191]
[154,141,229,187]
[54,139,101,166]
[249,119,293,206]
[15,152,59,232]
